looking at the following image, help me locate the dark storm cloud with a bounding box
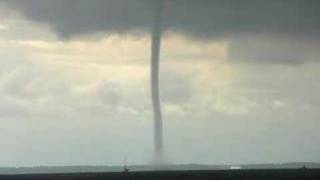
[1,0,154,38]
[2,0,320,64]
[2,0,320,39]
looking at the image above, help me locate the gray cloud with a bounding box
[3,0,320,65]
[2,0,320,39]
[229,35,320,64]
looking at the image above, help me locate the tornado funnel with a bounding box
[151,0,164,164]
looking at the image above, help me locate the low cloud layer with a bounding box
[229,35,320,64]
[2,0,320,65]
[2,0,320,39]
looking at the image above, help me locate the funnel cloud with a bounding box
[151,0,164,163]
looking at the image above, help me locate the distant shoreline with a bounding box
[0,168,319,180]
[0,162,319,175]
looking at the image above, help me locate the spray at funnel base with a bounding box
[151,0,164,164]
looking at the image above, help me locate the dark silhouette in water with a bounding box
[1,169,319,180]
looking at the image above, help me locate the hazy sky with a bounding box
[0,0,319,166]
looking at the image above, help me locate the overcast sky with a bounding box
[0,0,319,167]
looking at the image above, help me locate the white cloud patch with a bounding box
[0,23,9,31]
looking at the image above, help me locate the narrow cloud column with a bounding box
[151,0,164,164]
